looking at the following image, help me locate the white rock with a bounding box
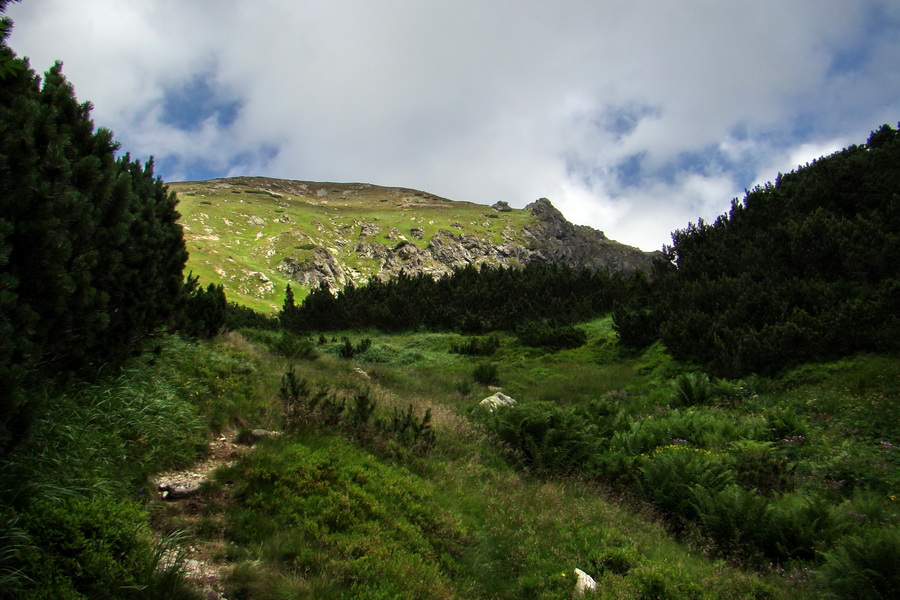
[573,568,597,597]
[479,392,516,412]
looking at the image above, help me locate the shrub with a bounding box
[339,337,372,359]
[179,275,227,339]
[11,496,159,599]
[515,320,587,350]
[472,363,500,386]
[272,332,318,360]
[818,526,900,599]
[691,484,772,558]
[485,402,599,473]
[224,438,463,599]
[729,439,793,494]
[765,491,846,561]
[450,335,500,356]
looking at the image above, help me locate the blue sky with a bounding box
[6,0,900,250]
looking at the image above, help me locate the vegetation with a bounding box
[0,36,188,450]
[284,262,641,333]
[1,6,898,597]
[614,124,900,377]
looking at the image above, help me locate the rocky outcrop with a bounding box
[277,247,347,291]
[274,198,656,290]
[523,198,654,272]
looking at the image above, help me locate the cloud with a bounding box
[7,0,900,250]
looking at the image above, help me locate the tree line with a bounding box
[614,124,900,377]
[281,262,645,334]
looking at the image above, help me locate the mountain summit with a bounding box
[171,177,657,311]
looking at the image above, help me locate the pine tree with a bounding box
[0,31,187,450]
[280,284,299,331]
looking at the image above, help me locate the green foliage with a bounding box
[337,336,371,359]
[0,52,187,447]
[818,526,900,599]
[292,263,637,334]
[670,372,713,407]
[638,445,736,519]
[178,274,226,339]
[272,331,318,359]
[278,366,436,455]
[692,484,773,558]
[5,496,200,600]
[615,124,900,377]
[516,320,587,350]
[472,362,500,386]
[224,300,278,331]
[450,334,501,356]
[221,437,464,599]
[484,401,601,473]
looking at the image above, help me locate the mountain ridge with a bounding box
[171,176,658,312]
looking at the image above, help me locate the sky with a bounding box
[5,0,900,251]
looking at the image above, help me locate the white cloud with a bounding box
[6,0,899,250]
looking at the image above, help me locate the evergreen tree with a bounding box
[0,31,187,449]
[615,124,900,376]
[280,284,299,331]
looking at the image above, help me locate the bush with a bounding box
[178,275,226,339]
[818,526,900,599]
[450,335,500,356]
[515,320,587,350]
[472,363,500,386]
[638,445,736,519]
[691,484,772,558]
[485,402,599,473]
[272,332,318,360]
[11,496,159,599]
[224,438,463,599]
[339,337,372,359]
[765,491,846,561]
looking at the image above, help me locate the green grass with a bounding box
[170,177,560,313]
[4,315,897,598]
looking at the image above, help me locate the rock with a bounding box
[523,198,659,272]
[492,200,512,212]
[410,227,424,240]
[278,247,347,291]
[359,222,381,237]
[159,483,203,501]
[573,568,597,597]
[251,429,280,438]
[479,392,517,412]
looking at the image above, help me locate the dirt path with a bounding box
[150,429,276,600]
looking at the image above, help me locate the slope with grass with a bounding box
[170,177,656,313]
[5,317,896,599]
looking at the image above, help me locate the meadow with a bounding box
[3,316,895,599]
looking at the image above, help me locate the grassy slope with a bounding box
[171,177,537,313]
[5,318,896,598]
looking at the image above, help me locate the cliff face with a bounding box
[170,177,657,310]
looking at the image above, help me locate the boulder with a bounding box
[573,568,598,597]
[479,392,517,412]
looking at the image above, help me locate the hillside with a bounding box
[171,177,656,312]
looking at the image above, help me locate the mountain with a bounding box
[170,177,657,312]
